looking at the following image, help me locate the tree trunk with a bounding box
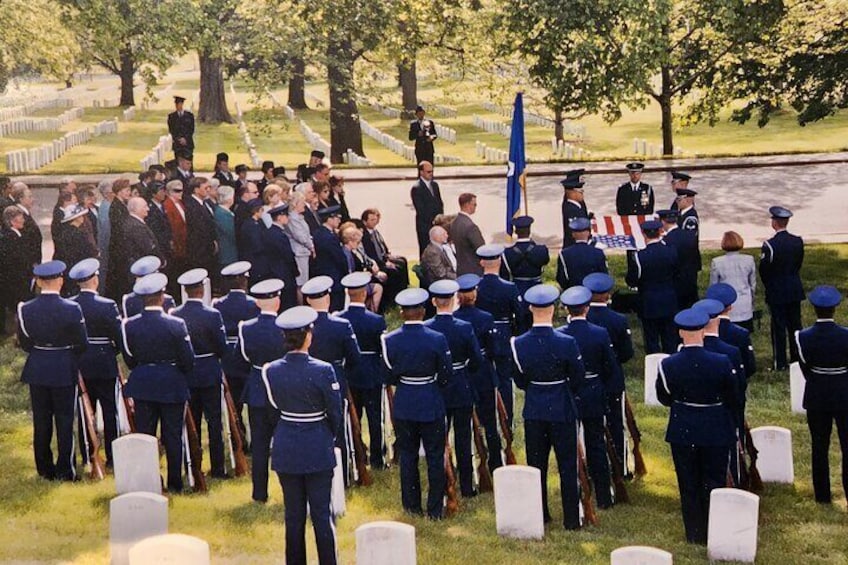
[198,51,234,124]
[554,107,564,141]
[327,38,364,164]
[118,47,135,107]
[288,56,308,110]
[660,64,674,156]
[399,56,418,120]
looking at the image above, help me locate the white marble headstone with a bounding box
[789,362,806,414]
[355,521,416,565]
[610,545,673,565]
[113,434,161,495]
[750,426,794,484]
[110,492,168,565]
[128,533,209,565]
[644,353,669,407]
[331,447,346,517]
[707,488,759,563]
[493,465,544,540]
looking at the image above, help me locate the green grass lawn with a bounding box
[1,245,848,563]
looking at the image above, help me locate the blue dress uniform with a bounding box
[615,162,654,216]
[501,216,550,331]
[560,173,588,248]
[337,272,387,469]
[558,286,617,508]
[759,206,805,370]
[796,286,848,503]
[512,284,586,528]
[121,272,194,492]
[454,274,504,471]
[18,261,88,481]
[706,283,757,379]
[656,309,739,544]
[475,244,522,427]
[265,307,342,565]
[556,218,608,290]
[261,204,299,309]
[661,201,701,309]
[69,259,122,467]
[626,221,680,354]
[310,207,349,312]
[122,256,177,317]
[382,288,452,518]
[172,269,229,478]
[237,278,287,502]
[426,279,483,497]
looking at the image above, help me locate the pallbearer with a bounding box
[18,260,87,481]
[512,284,585,529]
[381,288,452,519]
[122,255,176,317]
[556,217,608,290]
[266,306,342,565]
[501,216,549,331]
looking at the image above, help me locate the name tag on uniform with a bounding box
[331,382,340,390]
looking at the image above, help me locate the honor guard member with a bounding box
[265,306,342,565]
[122,255,176,318]
[760,206,805,370]
[584,272,633,468]
[426,279,483,497]
[18,260,87,481]
[454,274,504,470]
[669,171,692,210]
[122,272,194,492]
[556,217,608,290]
[706,283,757,379]
[796,286,848,504]
[659,208,698,309]
[513,284,585,528]
[475,244,521,428]
[626,220,679,354]
[237,278,287,502]
[167,96,195,159]
[262,203,299,309]
[311,205,349,312]
[501,216,550,331]
[69,258,122,468]
[656,308,738,544]
[675,188,701,307]
[337,272,388,469]
[561,172,589,248]
[212,261,260,446]
[172,268,229,479]
[558,286,617,508]
[615,162,654,216]
[382,288,452,518]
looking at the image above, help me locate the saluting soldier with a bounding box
[615,162,654,216]
[172,269,229,479]
[237,278,287,502]
[501,216,549,331]
[557,217,608,290]
[512,284,585,528]
[760,206,805,370]
[560,172,589,248]
[796,286,848,504]
[122,272,194,493]
[656,308,738,544]
[337,272,388,470]
[69,259,122,468]
[706,283,757,379]
[381,288,452,519]
[167,96,195,159]
[122,256,176,318]
[265,306,342,565]
[426,279,483,498]
[18,260,87,481]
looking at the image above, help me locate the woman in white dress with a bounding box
[709,230,757,331]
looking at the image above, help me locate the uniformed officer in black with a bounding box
[18,260,87,481]
[408,106,437,165]
[381,288,452,519]
[513,284,585,528]
[656,308,738,544]
[669,171,692,210]
[659,208,699,309]
[557,217,608,290]
[675,188,701,307]
[266,306,342,565]
[501,215,550,331]
[615,162,654,216]
[796,286,848,504]
[122,272,195,492]
[561,174,589,248]
[760,206,805,370]
[167,96,195,159]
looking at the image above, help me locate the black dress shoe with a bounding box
[462,490,479,498]
[211,472,232,480]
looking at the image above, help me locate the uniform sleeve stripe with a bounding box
[261,364,279,409]
[17,302,29,338]
[380,333,392,370]
[238,321,248,363]
[120,317,131,358]
[794,331,805,364]
[510,336,523,374]
[657,358,670,396]
[634,252,642,279]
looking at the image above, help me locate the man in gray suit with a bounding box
[449,193,485,276]
[420,226,457,288]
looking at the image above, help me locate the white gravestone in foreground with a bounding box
[750,426,794,484]
[113,434,161,495]
[493,465,544,540]
[789,362,806,415]
[644,353,669,407]
[355,521,417,565]
[110,492,168,565]
[707,488,759,563]
[610,545,673,565]
[128,533,209,565]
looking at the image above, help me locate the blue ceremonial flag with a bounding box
[505,92,526,235]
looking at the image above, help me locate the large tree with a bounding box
[187,0,237,124]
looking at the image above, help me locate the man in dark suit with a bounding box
[10,182,42,278]
[361,208,408,307]
[408,106,437,165]
[124,198,162,285]
[0,207,32,331]
[170,151,195,191]
[615,162,654,216]
[410,161,443,256]
[450,193,486,276]
[213,152,236,188]
[144,182,173,266]
[167,96,195,159]
[310,206,349,312]
[419,226,457,289]
[184,177,219,276]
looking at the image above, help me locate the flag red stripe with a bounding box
[604,216,616,235]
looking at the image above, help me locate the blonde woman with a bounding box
[709,231,756,331]
[285,191,314,294]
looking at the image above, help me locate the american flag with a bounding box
[591,215,655,250]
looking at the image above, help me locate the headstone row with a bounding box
[632,138,684,157]
[342,148,373,167]
[483,101,587,137]
[298,120,332,159]
[139,135,173,171]
[369,100,402,120]
[474,141,508,163]
[92,119,120,137]
[122,107,136,121]
[421,102,458,118]
[359,118,416,162]
[0,97,75,121]
[140,83,174,111]
[233,98,263,168]
[551,138,592,160]
[305,91,325,108]
[433,123,457,144]
[472,115,512,138]
[5,120,118,173]
[265,90,296,120]
[0,107,84,137]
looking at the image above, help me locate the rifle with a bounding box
[222,376,249,477]
[471,408,494,493]
[385,385,398,465]
[624,395,647,476]
[495,390,517,465]
[183,404,208,493]
[744,421,764,493]
[116,367,136,433]
[77,375,106,480]
[444,432,459,518]
[604,424,629,504]
[577,438,598,526]
[346,389,373,487]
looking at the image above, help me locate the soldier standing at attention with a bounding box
[167,96,195,160]
[122,256,176,318]
[615,163,654,216]
[18,260,87,481]
[557,217,608,291]
[501,215,550,331]
[560,171,589,248]
[669,171,692,210]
